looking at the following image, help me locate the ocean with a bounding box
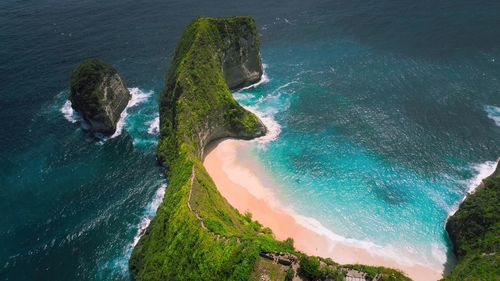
[1,0,499,280]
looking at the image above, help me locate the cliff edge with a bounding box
[69,59,130,134]
[129,16,276,281]
[444,159,500,280]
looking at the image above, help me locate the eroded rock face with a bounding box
[218,19,263,89]
[69,59,130,134]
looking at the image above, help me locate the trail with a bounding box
[187,165,239,243]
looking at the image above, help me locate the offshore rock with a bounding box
[69,59,130,134]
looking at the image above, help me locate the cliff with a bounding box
[69,59,130,134]
[129,16,409,281]
[444,160,499,280]
[129,16,278,281]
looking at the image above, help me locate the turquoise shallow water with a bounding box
[1,0,500,279]
[234,29,500,267]
[235,11,500,265]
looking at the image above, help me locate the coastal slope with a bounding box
[129,16,291,281]
[444,160,500,280]
[130,16,410,281]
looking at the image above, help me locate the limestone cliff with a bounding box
[217,19,263,89]
[69,59,130,134]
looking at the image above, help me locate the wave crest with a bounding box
[485,105,500,127]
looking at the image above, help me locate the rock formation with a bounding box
[69,59,130,134]
[217,19,264,89]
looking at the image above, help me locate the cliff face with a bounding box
[157,16,266,161]
[217,19,263,89]
[444,160,500,280]
[69,59,130,134]
[129,17,277,281]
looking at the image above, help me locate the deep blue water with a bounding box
[1,0,499,280]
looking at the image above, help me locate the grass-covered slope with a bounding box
[443,162,499,280]
[130,16,411,281]
[129,16,291,281]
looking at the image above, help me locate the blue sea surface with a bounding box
[1,0,499,280]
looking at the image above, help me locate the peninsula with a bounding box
[129,16,410,281]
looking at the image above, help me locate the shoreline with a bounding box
[203,139,444,281]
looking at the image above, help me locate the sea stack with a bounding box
[69,59,130,135]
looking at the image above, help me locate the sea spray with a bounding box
[110,88,153,139]
[466,160,498,193]
[60,100,81,123]
[97,183,166,277]
[146,114,160,135]
[446,160,497,218]
[131,183,166,247]
[234,80,298,145]
[485,105,500,127]
[240,63,270,90]
[61,87,153,140]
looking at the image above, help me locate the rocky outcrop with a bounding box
[69,59,130,134]
[216,19,263,89]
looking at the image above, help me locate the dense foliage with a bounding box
[69,58,117,119]
[443,166,499,281]
[129,16,288,281]
[299,256,322,280]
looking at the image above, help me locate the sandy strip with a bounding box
[203,139,444,281]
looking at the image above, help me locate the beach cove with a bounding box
[204,139,445,281]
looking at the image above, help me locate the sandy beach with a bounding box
[203,139,445,281]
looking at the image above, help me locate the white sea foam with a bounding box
[448,160,498,217]
[131,184,166,247]
[60,100,81,123]
[146,114,160,135]
[244,105,281,144]
[222,141,445,270]
[290,210,447,268]
[60,87,152,139]
[484,105,500,127]
[110,88,152,139]
[240,63,270,90]
[465,160,497,193]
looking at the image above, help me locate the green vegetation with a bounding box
[69,58,117,119]
[249,257,288,281]
[299,256,322,280]
[344,264,409,281]
[443,165,499,281]
[130,16,412,281]
[129,16,286,281]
